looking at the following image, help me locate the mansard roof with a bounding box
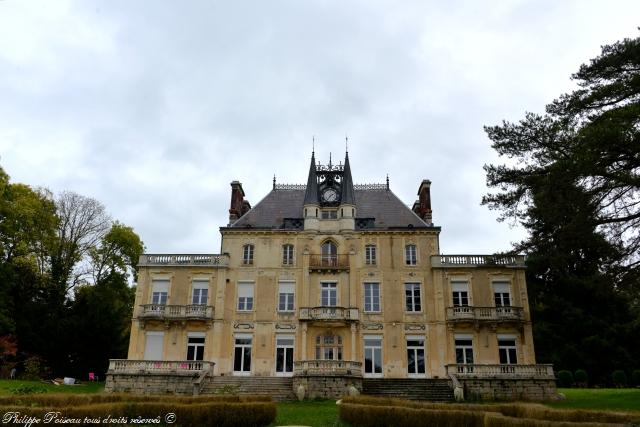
[226,186,434,230]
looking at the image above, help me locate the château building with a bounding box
[106,151,556,400]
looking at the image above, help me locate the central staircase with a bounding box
[362,378,454,402]
[201,376,296,401]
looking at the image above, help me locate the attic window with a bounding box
[321,210,338,219]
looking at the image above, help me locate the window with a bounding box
[187,334,205,361]
[364,282,380,312]
[282,244,294,265]
[233,334,252,374]
[321,241,337,266]
[405,283,421,312]
[275,335,294,375]
[237,282,254,311]
[365,245,377,265]
[144,331,164,360]
[242,244,254,265]
[321,210,338,219]
[452,281,470,307]
[151,279,169,307]
[191,280,208,305]
[315,335,342,360]
[455,337,474,364]
[278,281,295,312]
[493,281,511,307]
[407,337,426,376]
[498,337,518,364]
[405,244,417,265]
[364,336,383,377]
[321,282,337,307]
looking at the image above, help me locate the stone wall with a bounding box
[293,375,362,400]
[105,372,198,395]
[459,378,557,401]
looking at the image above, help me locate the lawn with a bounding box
[545,388,640,413]
[0,379,104,395]
[270,400,347,427]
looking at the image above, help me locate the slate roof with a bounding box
[227,188,434,230]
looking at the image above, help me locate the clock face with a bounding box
[322,188,339,202]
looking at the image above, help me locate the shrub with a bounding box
[574,369,588,387]
[631,369,640,387]
[23,356,45,380]
[8,384,47,395]
[339,402,484,427]
[556,370,574,388]
[612,370,627,387]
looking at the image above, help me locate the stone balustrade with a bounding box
[138,254,229,267]
[308,254,350,270]
[107,359,214,375]
[445,364,555,379]
[299,307,359,322]
[446,306,525,323]
[294,360,362,377]
[432,254,525,268]
[138,304,214,321]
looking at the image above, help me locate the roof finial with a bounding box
[329,152,332,169]
[345,134,349,153]
[312,135,315,155]
[386,174,389,190]
[273,174,276,189]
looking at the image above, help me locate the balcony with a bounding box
[308,254,350,272]
[299,307,359,323]
[138,304,214,325]
[446,306,525,324]
[431,254,525,268]
[294,360,362,377]
[107,359,214,375]
[138,254,229,267]
[446,364,554,380]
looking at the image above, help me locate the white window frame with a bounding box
[275,334,294,376]
[364,282,381,312]
[282,244,295,266]
[186,332,206,361]
[237,281,254,311]
[405,244,417,266]
[454,334,475,365]
[233,333,253,375]
[242,244,254,265]
[493,281,512,307]
[191,280,209,305]
[151,280,169,306]
[278,281,295,312]
[406,335,426,378]
[497,334,518,365]
[405,282,422,312]
[363,335,383,378]
[144,331,164,360]
[321,282,337,307]
[452,281,470,307]
[365,245,377,265]
[315,334,343,360]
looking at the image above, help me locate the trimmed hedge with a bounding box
[339,402,484,427]
[0,399,276,427]
[0,393,271,406]
[557,370,574,388]
[339,396,640,426]
[612,370,627,387]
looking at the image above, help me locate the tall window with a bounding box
[498,338,518,364]
[151,279,169,306]
[237,282,254,311]
[321,241,337,266]
[406,337,426,376]
[364,282,380,312]
[275,335,294,375]
[282,244,294,265]
[321,282,337,307]
[493,281,511,307]
[405,244,417,265]
[186,334,205,361]
[455,337,474,364]
[233,335,252,374]
[191,280,208,305]
[365,245,377,265]
[364,336,383,377]
[315,335,342,360]
[452,281,470,307]
[242,244,254,265]
[405,282,421,312]
[278,281,295,312]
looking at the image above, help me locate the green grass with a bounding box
[0,379,104,395]
[270,400,348,427]
[545,388,640,412]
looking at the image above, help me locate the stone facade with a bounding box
[459,379,558,401]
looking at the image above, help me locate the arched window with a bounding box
[315,334,343,360]
[242,244,254,265]
[321,241,337,267]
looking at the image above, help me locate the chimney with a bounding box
[229,181,247,224]
[413,179,433,225]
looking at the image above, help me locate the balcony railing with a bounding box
[431,255,525,268]
[107,359,214,375]
[299,307,359,322]
[445,364,554,379]
[309,254,350,270]
[446,306,525,323]
[294,360,362,377]
[139,254,229,267]
[138,304,214,321]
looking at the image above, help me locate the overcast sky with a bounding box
[1,1,638,255]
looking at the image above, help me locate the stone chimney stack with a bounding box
[413,179,433,225]
[229,181,251,225]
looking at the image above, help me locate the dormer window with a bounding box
[242,244,254,265]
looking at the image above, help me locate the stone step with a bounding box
[201,376,296,401]
[362,379,454,402]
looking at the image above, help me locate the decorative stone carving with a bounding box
[404,323,426,331]
[296,384,306,401]
[361,323,383,330]
[233,323,254,330]
[275,323,296,330]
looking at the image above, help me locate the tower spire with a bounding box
[341,150,355,205]
[303,151,319,204]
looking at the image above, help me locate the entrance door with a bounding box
[275,335,294,376]
[364,336,383,378]
[144,332,164,360]
[406,336,426,377]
